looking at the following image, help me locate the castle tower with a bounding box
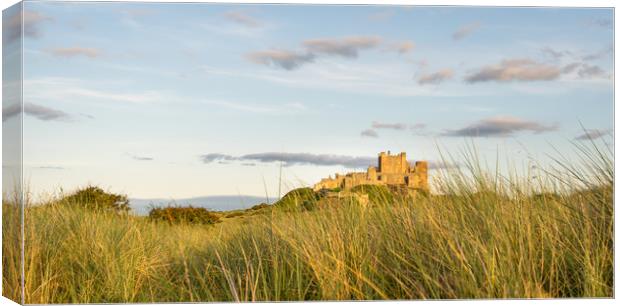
[378,151,409,174]
[400,152,409,173]
[377,152,386,173]
[413,161,429,191]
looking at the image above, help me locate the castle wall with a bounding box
[313,152,429,193]
[367,166,377,181]
[313,175,345,191]
[380,173,407,185]
[343,172,378,189]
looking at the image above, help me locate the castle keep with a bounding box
[313,151,428,192]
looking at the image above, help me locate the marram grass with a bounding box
[2,142,613,302]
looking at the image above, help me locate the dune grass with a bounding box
[2,141,614,302]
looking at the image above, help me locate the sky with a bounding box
[2,2,614,200]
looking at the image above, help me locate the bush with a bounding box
[148,206,221,225]
[225,211,245,218]
[302,199,317,211]
[350,184,394,204]
[58,186,130,213]
[249,203,270,211]
[274,188,321,209]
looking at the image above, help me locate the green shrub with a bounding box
[58,186,130,213]
[350,184,393,204]
[274,188,321,209]
[302,199,317,211]
[249,203,270,210]
[148,206,221,225]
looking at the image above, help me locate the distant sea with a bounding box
[130,195,271,215]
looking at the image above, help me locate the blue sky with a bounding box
[5,2,613,199]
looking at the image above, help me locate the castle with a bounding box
[313,151,428,192]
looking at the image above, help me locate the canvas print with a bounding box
[2,1,614,303]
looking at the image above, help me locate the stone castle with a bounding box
[313,151,428,192]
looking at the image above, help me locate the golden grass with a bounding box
[2,141,613,302]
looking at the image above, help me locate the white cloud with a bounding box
[372,121,408,130]
[360,129,379,138]
[452,22,480,40]
[418,69,454,85]
[246,49,315,70]
[48,47,102,58]
[201,61,476,98]
[465,59,561,83]
[224,10,262,28]
[442,116,558,137]
[24,77,166,105]
[202,99,306,114]
[303,36,382,58]
[386,40,415,54]
[574,129,612,141]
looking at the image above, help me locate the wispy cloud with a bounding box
[428,161,461,170]
[247,36,384,70]
[303,36,382,58]
[201,62,477,98]
[372,121,408,130]
[203,99,306,114]
[201,151,452,172]
[576,64,609,79]
[200,153,236,163]
[452,22,480,40]
[465,59,561,83]
[79,113,95,120]
[36,166,66,170]
[25,77,166,105]
[360,129,379,138]
[541,46,571,59]
[118,8,156,30]
[574,129,612,141]
[586,18,612,29]
[201,152,377,169]
[66,88,163,104]
[418,69,454,85]
[224,10,262,28]
[362,121,427,138]
[386,40,415,54]
[442,116,558,137]
[246,49,315,70]
[48,47,102,58]
[128,153,154,161]
[368,9,396,22]
[24,103,73,121]
[582,45,613,61]
[2,102,72,122]
[562,62,610,79]
[3,10,52,45]
[410,123,428,136]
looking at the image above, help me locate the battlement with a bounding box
[313,151,428,192]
